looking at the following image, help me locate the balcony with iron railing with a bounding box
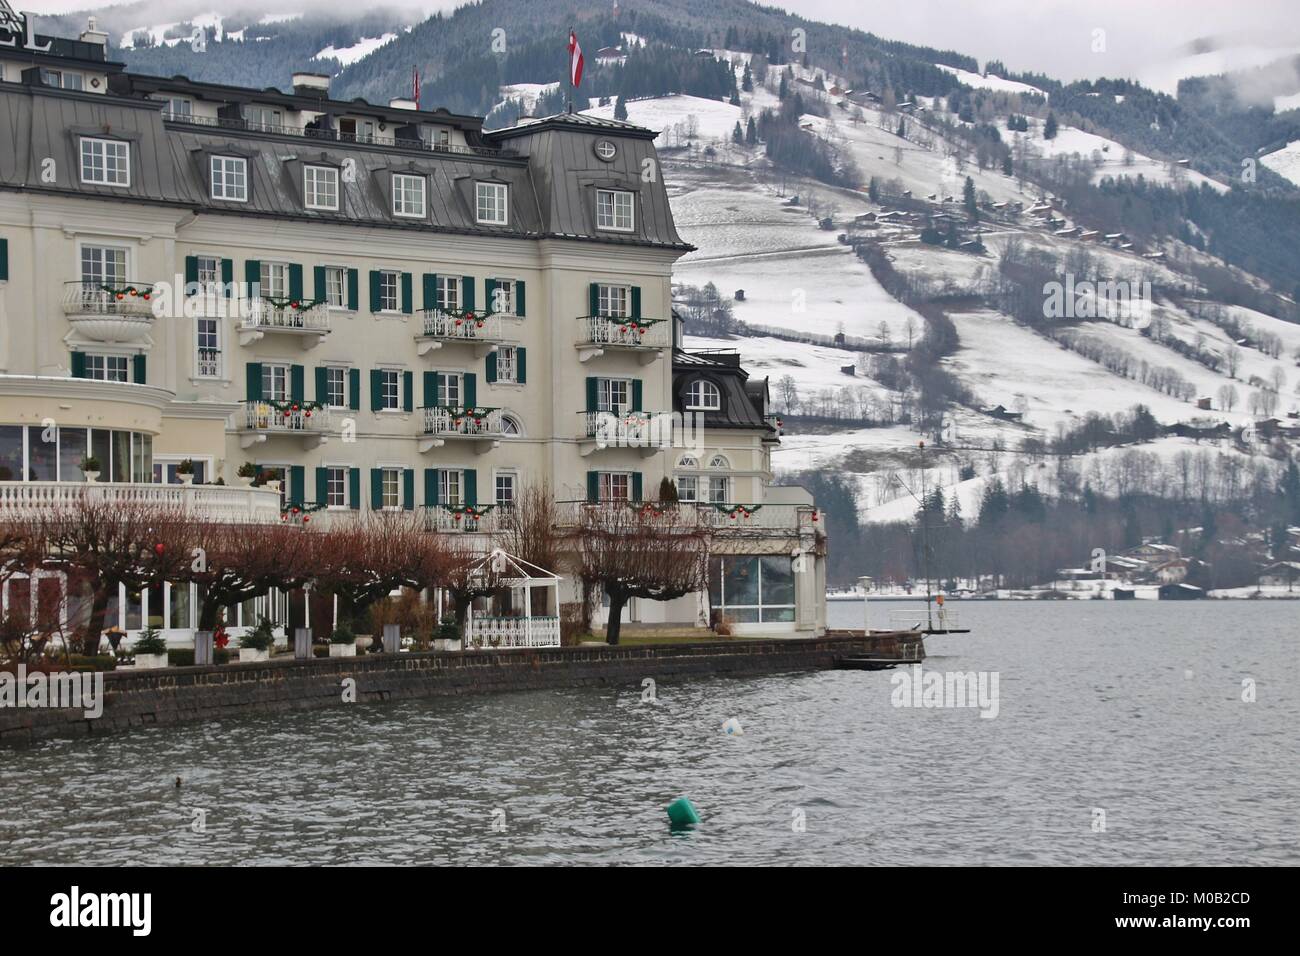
[197,348,222,378]
[415,309,505,356]
[237,297,331,347]
[62,281,157,343]
[159,110,518,159]
[238,400,332,449]
[422,503,501,533]
[579,409,674,456]
[420,405,504,453]
[553,500,822,537]
[576,316,671,363]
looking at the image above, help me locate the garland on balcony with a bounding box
[443,504,495,522]
[260,399,326,418]
[716,504,763,520]
[611,318,662,336]
[99,284,152,301]
[438,405,497,428]
[449,309,488,329]
[630,501,673,518]
[281,501,326,523]
[262,295,323,311]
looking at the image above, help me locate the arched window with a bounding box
[501,415,521,436]
[685,379,721,411]
[709,454,730,469]
[677,454,699,469]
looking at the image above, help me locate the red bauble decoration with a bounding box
[280,513,288,521]
[304,410,311,418]
[302,515,310,524]
[153,542,165,556]
[115,293,125,300]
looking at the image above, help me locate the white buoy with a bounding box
[722,717,744,736]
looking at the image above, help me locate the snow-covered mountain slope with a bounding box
[1261,140,1300,187]
[934,64,1046,98]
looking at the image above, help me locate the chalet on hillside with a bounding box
[1258,561,1300,588]
[982,404,1024,422]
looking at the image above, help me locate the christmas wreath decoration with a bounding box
[280,501,327,524]
[99,284,152,302]
[443,504,495,523]
[261,399,326,421]
[716,503,763,520]
[261,295,323,312]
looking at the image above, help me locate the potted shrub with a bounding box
[236,461,258,487]
[176,458,195,484]
[329,623,357,658]
[238,616,275,662]
[432,616,461,652]
[81,455,101,482]
[131,626,169,669]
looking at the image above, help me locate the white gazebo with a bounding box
[464,549,562,649]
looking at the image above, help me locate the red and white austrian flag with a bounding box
[568,30,584,88]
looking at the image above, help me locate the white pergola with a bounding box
[464,549,562,649]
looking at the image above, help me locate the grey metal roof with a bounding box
[489,111,658,141]
[672,349,772,431]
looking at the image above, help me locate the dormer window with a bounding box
[596,188,634,231]
[304,165,339,211]
[686,379,721,411]
[476,182,508,225]
[210,155,248,202]
[79,137,129,186]
[392,173,426,217]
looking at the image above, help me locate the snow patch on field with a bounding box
[935,64,1046,98]
[583,94,742,145]
[317,34,398,66]
[1261,140,1300,186]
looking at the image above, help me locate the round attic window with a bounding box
[594,139,617,161]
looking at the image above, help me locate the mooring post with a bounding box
[294,627,312,660]
[858,575,871,632]
[382,623,400,654]
[194,630,213,667]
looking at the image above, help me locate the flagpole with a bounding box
[567,26,574,114]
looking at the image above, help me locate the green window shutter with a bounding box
[464,373,477,408]
[485,352,497,384]
[290,465,305,506]
[586,376,598,412]
[349,468,361,510]
[631,286,642,319]
[290,364,305,402]
[465,469,478,508]
[346,269,359,311]
[402,469,415,510]
[246,362,263,400]
[348,367,361,410]
[589,282,600,316]
[423,370,436,407]
[368,270,382,312]
[313,265,327,302]
[403,370,413,412]
[632,379,643,411]
[315,467,328,507]
[244,259,261,299]
[288,264,304,301]
[424,468,438,506]
[70,351,86,378]
[220,258,234,296]
[132,354,147,385]
[423,273,438,311]
[184,255,198,288]
[0,238,8,281]
[401,272,413,314]
[632,473,643,502]
[462,276,476,312]
[587,471,599,503]
[370,469,383,510]
[369,369,382,411]
[485,279,497,313]
[515,280,526,317]
[314,366,328,403]
[516,347,527,384]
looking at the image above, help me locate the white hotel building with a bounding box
[0,18,826,642]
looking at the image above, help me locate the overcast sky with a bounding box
[12,0,1300,87]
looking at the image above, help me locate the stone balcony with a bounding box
[62,281,157,343]
[0,480,282,523]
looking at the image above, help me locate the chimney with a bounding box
[80,16,109,47]
[292,72,331,99]
[389,97,417,110]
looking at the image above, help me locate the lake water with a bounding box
[2,600,1296,865]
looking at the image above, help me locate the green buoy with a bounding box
[666,796,700,827]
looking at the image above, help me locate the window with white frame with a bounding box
[381,468,402,509]
[597,378,632,412]
[260,262,289,299]
[164,97,191,118]
[597,283,630,318]
[244,105,282,131]
[304,165,339,211]
[392,173,426,217]
[439,469,463,506]
[323,266,347,309]
[596,189,634,231]
[475,181,508,225]
[261,363,289,401]
[489,279,515,315]
[196,319,221,378]
[326,467,347,507]
[85,354,129,382]
[438,372,462,407]
[675,474,699,502]
[708,476,730,504]
[80,245,127,285]
[437,275,461,312]
[42,69,84,90]
[496,346,519,384]
[195,255,221,290]
[378,270,400,312]
[709,454,730,469]
[210,155,248,201]
[598,472,632,502]
[495,471,516,507]
[500,415,521,435]
[323,366,346,408]
[79,137,130,186]
[378,369,401,411]
[686,379,721,411]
